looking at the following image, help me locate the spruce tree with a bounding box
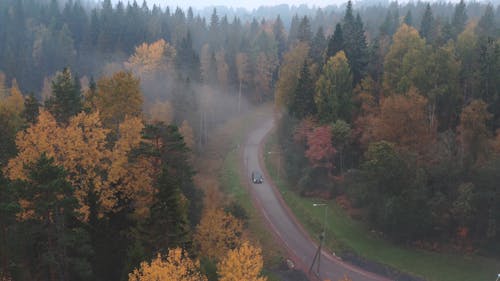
[23,93,39,124]
[297,16,312,43]
[45,68,82,124]
[478,4,496,38]
[290,60,316,119]
[451,0,467,38]
[288,14,301,46]
[404,10,413,26]
[273,15,287,60]
[310,27,326,66]
[326,23,343,61]
[420,4,435,43]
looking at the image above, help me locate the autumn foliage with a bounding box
[5,110,154,219]
[129,249,207,281]
[305,125,336,169]
[217,241,267,281]
[194,208,244,261]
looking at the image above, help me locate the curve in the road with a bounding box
[243,118,392,281]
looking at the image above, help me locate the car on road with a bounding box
[251,171,263,184]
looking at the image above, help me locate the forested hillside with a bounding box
[0,0,499,280]
[275,0,500,256]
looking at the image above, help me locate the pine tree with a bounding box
[19,154,92,281]
[142,124,196,251]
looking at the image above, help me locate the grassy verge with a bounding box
[264,131,499,281]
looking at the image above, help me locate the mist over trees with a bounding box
[1,0,500,280]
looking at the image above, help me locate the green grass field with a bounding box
[264,131,499,281]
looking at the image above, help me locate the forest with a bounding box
[0,0,499,280]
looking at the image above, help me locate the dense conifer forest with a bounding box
[0,0,499,280]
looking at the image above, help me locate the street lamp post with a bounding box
[267,151,281,184]
[309,203,328,277]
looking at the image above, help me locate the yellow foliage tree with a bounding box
[0,79,25,133]
[194,208,243,261]
[6,110,110,218]
[6,110,154,219]
[0,72,7,99]
[125,39,176,78]
[275,42,309,108]
[107,116,156,217]
[383,24,426,94]
[217,241,267,281]
[5,80,25,115]
[129,248,207,281]
[93,71,143,130]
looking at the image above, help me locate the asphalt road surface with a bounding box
[243,118,391,281]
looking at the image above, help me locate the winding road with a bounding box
[243,117,391,281]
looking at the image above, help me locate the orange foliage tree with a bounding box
[305,125,336,169]
[194,208,244,261]
[363,88,435,157]
[5,110,154,220]
[217,241,267,281]
[129,248,207,281]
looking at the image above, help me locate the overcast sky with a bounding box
[124,0,337,10]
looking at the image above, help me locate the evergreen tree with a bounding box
[0,171,19,279]
[451,0,467,38]
[290,60,316,119]
[326,23,343,61]
[23,93,39,124]
[288,14,301,46]
[45,68,82,124]
[380,10,398,37]
[343,12,368,86]
[19,154,92,281]
[310,27,326,66]
[404,10,413,26]
[141,124,198,252]
[477,4,496,38]
[176,31,201,82]
[273,15,287,60]
[420,4,436,43]
[297,16,312,43]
